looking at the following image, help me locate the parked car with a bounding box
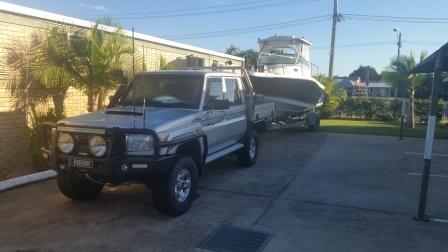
[42,70,275,216]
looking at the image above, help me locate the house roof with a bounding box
[366,82,390,88]
[0,1,244,62]
[335,78,356,88]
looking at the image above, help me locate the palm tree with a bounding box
[70,21,135,111]
[2,28,73,125]
[31,26,77,118]
[383,52,427,128]
[317,75,347,118]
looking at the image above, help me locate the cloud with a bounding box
[79,3,110,12]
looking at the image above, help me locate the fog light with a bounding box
[121,164,129,172]
[59,164,66,170]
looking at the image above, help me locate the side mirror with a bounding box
[107,84,127,108]
[204,99,230,110]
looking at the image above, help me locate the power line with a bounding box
[81,0,285,17]
[164,15,332,39]
[343,13,448,24]
[81,0,319,20]
[312,41,443,50]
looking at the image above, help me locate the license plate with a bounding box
[69,158,93,168]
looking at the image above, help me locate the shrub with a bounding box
[27,109,65,169]
[333,97,447,123]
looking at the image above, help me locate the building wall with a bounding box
[369,87,392,98]
[0,9,242,178]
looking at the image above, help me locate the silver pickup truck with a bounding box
[42,70,275,216]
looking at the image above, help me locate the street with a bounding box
[1,131,447,252]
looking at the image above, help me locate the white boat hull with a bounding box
[249,72,324,116]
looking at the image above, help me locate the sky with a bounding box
[4,0,448,76]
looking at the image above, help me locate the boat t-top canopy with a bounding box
[258,36,311,51]
[258,35,312,61]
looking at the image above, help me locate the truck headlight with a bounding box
[126,134,154,155]
[89,135,107,157]
[58,133,74,154]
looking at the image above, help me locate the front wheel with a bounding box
[237,130,258,167]
[152,156,198,216]
[57,171,103,200]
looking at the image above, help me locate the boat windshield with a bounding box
[258,47,298,65]
[116,75,204,109]
[258,54,297,65]
[266,47,296,56]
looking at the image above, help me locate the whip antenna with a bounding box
[142,46,146,129]
[131,27,136,128]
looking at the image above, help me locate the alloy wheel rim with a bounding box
[174,168,192,203]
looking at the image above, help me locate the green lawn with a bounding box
[320,119,448,140]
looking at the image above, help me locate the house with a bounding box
[334,77,368,97]
[335,77,392,98]
[366,82,392,97]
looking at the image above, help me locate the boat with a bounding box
[249,35,325,117]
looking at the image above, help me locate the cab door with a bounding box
[222,78,247,144]
[201,77,227,154]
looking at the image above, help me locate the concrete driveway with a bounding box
[1,131,447,252]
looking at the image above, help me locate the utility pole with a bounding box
[328,0,338,78]
[393,28,402,97]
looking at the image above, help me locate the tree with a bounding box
[225,45,258,68]
[31,27,77,118]
[225,45,240,56]
[349,65,381,82]
[382,52,428,128]
[70,20,134,111]
[2,28,74,124]
[316,75,347,118]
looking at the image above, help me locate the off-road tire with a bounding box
[308,114,320,132]
[237,130,258,167]
[57,171,103,200]
[152,156,198,216]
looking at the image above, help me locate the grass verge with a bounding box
[320,119,448,140]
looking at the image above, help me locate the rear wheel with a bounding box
[152,156,198,216]
[237,130,258,167]
[57,171,103,200]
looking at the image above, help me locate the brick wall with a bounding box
[0,10,242,179]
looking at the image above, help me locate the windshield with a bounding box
[266,47,296,56]
[116,75,204,109]
[258,54,297,65]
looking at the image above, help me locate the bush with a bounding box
[27,109,65,169]
[332,97,447,123]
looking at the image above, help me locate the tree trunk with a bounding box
[407,89,415,128]
[28,104,38,128]
[52,90,66,118]
[97,87,105,110]
[87,92,98,112]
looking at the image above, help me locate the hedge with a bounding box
[330,97,448,123]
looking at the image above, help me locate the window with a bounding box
[224,79,242,106]
[187,55,205,68]
[205,78,224,103]
[117,75,204,109]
